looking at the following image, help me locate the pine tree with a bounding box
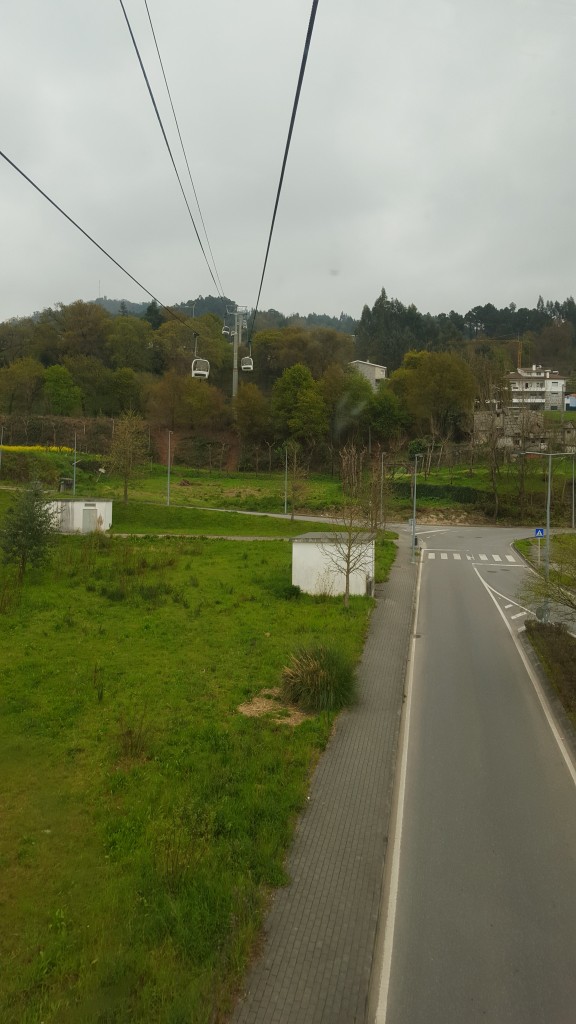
[1,481,57,581]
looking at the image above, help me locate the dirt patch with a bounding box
[237,687,310,726]
[416,510,491,526]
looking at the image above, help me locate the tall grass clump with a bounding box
[281,644,356,712]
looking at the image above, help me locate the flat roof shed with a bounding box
[292,531,375,597]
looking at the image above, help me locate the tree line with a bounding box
[0,288,574,469]
[356,289,576,374]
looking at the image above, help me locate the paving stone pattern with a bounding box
[232,535,418,1024]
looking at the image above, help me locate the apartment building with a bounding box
[508,365,566,411]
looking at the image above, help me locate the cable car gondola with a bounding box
[241,356,253,372]
[191,357,210,379]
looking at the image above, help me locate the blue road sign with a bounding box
[535,528,545,537]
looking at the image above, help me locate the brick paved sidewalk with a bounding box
[232,533,418,1024]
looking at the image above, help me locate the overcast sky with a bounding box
[1,0,575,325]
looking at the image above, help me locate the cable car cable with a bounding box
[142,0,225,297]
[117,0,223,297]
[0,148,198,331]
[247,0,319,344]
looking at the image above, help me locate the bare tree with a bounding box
[285,441,308,520]
[108,411,149,503]
[520,534,576,623]
[320,444,376,607]
[320,505,375,609]
[340,442,367,498]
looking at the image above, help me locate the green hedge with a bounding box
[392,481,487,505]
[0,450,71,485]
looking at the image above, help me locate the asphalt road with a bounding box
[373,526,576,1024]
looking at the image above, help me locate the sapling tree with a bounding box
[320,444,376,608]
[108,411,149,502]
[321,505,375,608]
[0,481,57,581]
[520,534,576,623]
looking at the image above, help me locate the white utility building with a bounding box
[49,499,113,534]
[292,532,375,597]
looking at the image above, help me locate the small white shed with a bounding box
[49,499,113,534]
[292,532,375,597]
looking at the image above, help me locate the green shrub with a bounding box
[525,620,576,718]
[281,644,356,712]
[392,480,486,505]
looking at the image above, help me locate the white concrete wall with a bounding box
[292,538,374,597]
[49,500,113,534]
[349,360,387,391]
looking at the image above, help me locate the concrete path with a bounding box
[232,531,418,1024]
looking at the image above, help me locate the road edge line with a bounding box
[474,567,576,788]
[369,546,425,1023]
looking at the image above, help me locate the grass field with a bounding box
[5,444,576,525]
[110,500,335,538]
[0,529,396,1023]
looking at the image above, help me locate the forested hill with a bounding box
[92,296,357,335]
[2,287,576,457]
[356,290,576,374]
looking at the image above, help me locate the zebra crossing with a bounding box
[425,551,518,564]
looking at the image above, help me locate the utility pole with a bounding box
[167,430,173,506]
[228,304,248,398]
[411,453,423,562]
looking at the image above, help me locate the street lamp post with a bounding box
[411,453,423,563]
[167,430,173,506]
[565,458,569,532]
[521,449,568,579]
[380,450,385,529]
[545,452,552,577]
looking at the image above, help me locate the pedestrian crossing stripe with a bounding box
[426,552,518,563]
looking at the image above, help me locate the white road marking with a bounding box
[511,612,526,620]
[425,552,523,568]
[505,603,514,609]
[373,545,425,1021]
[474,568,576,789]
